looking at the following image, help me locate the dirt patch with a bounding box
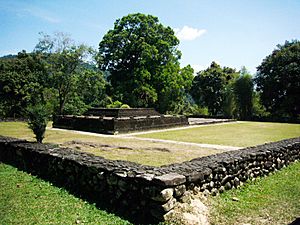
[62,140,171,152]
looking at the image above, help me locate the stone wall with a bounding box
[0,135,299,224]
[84,108,161,117]
[53,115,188,134]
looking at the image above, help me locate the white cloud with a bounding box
[175,26,206,41]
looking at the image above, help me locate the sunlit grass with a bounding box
[1,121,299,166]
[0,122,222,166]
[137,121,300,147]
[209,161,300,225]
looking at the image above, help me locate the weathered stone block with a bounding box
[161,197,176,212]
[107,174,118,186]
[153,173,186,186]
[174,184,186,197]
[151,188,174,202]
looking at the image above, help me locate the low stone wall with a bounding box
[0,135,299,224]
[53,115,188,134]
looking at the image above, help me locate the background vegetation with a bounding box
[0,13,299,121]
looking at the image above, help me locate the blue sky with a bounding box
[1,0,299,73]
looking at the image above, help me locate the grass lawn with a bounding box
[137,121,300,147]
[1,122,299,224]
[0,122,222,166]
[209,161,300,225]
[1,121,299,166]
[0,163,131,225]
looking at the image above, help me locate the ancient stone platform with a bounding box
[53,108,189,134]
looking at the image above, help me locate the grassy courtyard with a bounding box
[0,121,223,166]
[0,121,299,166]
[0,121,300,224]
[137,121,300,147]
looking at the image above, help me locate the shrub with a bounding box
[106,101,123,108]
[27,104,50,143]
[120,104,130,109]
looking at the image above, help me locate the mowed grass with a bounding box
[1,121,299,166]
[137,121,300,147]
[0,122,223,166]
[209,161,300,225]
[0,163,132,225]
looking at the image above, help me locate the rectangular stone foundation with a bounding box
[53,108,188,134]
[0,135,299,224]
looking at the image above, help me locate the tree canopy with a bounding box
[0,51,46,117]
[255,40,300,118]
[234,67,254,120]
[1,14,297,122]
[34,32,97,114]
[190,62,238,116]
[98,13,193,112]
[31,32,111,115]
[0,32,108,118]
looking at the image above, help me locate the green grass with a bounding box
[0,163,132,225]
[0,122,223,166]
[1,121,299,166]
[209,161,300,225]
[137,121,300,147]
[1,122,299,224]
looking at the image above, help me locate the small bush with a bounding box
[183,104,209,116]
[27,104,50,143]
[106,101,130,109]
[120,104,130,109]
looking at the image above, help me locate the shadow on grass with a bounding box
[1,158,158,225]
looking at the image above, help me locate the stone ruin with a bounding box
[0,135,299,224]
[53,108,188,134]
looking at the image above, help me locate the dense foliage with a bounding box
[190,62,238,117]
[34,32,107,115]
[0,33,108,118]
[0,13,298,123]
[0,51,46,117]
[233,67,254,120]
[98,13,193,113]
[255,40,300,118]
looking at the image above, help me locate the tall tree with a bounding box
[255,40,300,118]
[190,62,238,116]
[234,67,254,120]
[34,32,94,114]
[98,13,192,112]
[77,69,108,107]
[0,51,45,117]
